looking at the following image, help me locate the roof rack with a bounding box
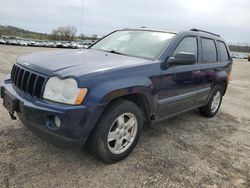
[190,28,220,37]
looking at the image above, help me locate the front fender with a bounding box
[85,76,160,118]
[88,76,154,104]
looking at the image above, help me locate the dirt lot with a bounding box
[0,45,249,188]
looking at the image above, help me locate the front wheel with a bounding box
[87,99,143,163]
[199,85,223,118]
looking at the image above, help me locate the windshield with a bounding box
[91,30,176,60]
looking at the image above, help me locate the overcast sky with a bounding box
[0,0,249,43]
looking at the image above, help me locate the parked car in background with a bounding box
[39,42,47,47]
[47,42,56,48]
[78,43,84,48]
[18,40,28,46]
[7,39,18,45]
[62,42,70,48]
[232,52,248,59]
[55,41,63,48]
[1,28,232,163]
[70,42,78,49]
[0,39,6,44]
[34,42,41,47]
[248,54,250,61]
[0,38,97,49]
[28,41,35,46]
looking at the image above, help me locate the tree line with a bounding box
[50,26,77,41]
[228,45,250,53]
[50,25,98,41]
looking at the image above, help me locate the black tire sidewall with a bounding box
[96,100,143,162]
[206,86,223,117]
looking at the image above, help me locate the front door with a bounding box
[158,36,202,119]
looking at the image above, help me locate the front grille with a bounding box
[11,64,46,98]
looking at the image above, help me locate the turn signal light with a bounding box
[227,71,232,81]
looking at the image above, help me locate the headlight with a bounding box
[43,77,87,105]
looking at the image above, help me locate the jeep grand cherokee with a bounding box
[1,28,232,163]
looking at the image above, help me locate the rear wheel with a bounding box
[87,99,143,163]
[199,85,223,118]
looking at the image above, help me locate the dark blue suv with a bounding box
[1,28,232,163]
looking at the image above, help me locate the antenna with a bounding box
[80,0,83,38]
[80,0,84,50]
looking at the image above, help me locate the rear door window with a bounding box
[173,37,198,60]
[201,38,217,62]
[218,41,229,61]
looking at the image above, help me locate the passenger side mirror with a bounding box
[167,52,196,66]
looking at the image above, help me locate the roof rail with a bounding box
[190,28,220,37]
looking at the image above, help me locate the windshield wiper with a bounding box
[96,49,128,56]
[102,50,127,56]
[107,50,123,55]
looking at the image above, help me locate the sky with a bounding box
[0,0,249,43]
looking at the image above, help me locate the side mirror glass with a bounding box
[167,52,196,66]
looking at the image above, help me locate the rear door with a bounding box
[196,37,219,105]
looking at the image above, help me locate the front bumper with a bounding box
[1,78,105,147]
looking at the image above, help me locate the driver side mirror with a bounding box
[167,52,196,66]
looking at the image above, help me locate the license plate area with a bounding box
[3,91,17,114]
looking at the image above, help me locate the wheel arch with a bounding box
[214,79,228,96]
[102,91,156,125]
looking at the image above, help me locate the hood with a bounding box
[17,49,151,77]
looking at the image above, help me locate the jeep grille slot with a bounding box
[11,64,46,98]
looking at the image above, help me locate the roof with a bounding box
[121,27,177,35]
[120,27,223,40]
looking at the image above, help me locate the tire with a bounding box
[199,85,223,118]
[87,99,143,163]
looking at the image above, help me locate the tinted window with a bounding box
[201,38,217,62]
[218,41,229,61]
[173,37,198,60]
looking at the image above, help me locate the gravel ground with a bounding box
[0,45,249,188]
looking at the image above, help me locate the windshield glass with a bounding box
[91,30,176,60]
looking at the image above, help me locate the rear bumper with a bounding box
[1,78,105,147]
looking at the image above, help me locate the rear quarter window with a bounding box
[218,41,230,61]
[201,38,217,63]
